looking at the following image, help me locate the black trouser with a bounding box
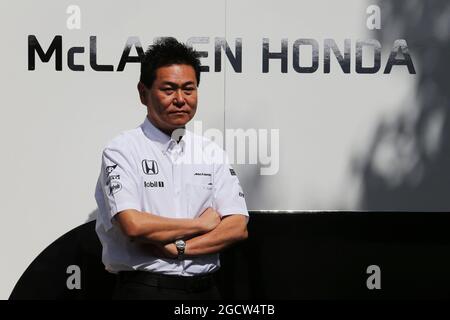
[113,271,222,300]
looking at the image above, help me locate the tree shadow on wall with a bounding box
[354,0,450,210]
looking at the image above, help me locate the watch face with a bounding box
[175,240,185,249]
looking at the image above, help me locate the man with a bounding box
[95,38,249,300]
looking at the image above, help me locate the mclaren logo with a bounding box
[194,172,212,177]
[142,159,159,175]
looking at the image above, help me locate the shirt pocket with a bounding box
[186,183,214,218]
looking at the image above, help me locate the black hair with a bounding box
[140,37,201,88]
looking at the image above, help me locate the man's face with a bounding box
[138,64,198,135]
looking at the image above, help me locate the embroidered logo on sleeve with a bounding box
[105,164,118,177]
[106,174,120,186]
[229,168,236,176]
[109,181,122,195]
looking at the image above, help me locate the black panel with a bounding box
[9,212,450,299]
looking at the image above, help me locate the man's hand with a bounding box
[138,242,178,259]
[184,214,248,257]
[162,243,178,259]
[197,207,221,232]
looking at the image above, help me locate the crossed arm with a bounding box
[115,208,248,259]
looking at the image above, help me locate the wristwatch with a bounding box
[175,239,186,259]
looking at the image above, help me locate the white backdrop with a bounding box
[0,0,426,298]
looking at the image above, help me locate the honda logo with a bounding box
[142,159,159,175]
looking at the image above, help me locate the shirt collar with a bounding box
[141,117,188,154]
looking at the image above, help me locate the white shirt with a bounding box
[95,117,249,275]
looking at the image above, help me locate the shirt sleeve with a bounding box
[96,146,141,230]
[212,149,249,220]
